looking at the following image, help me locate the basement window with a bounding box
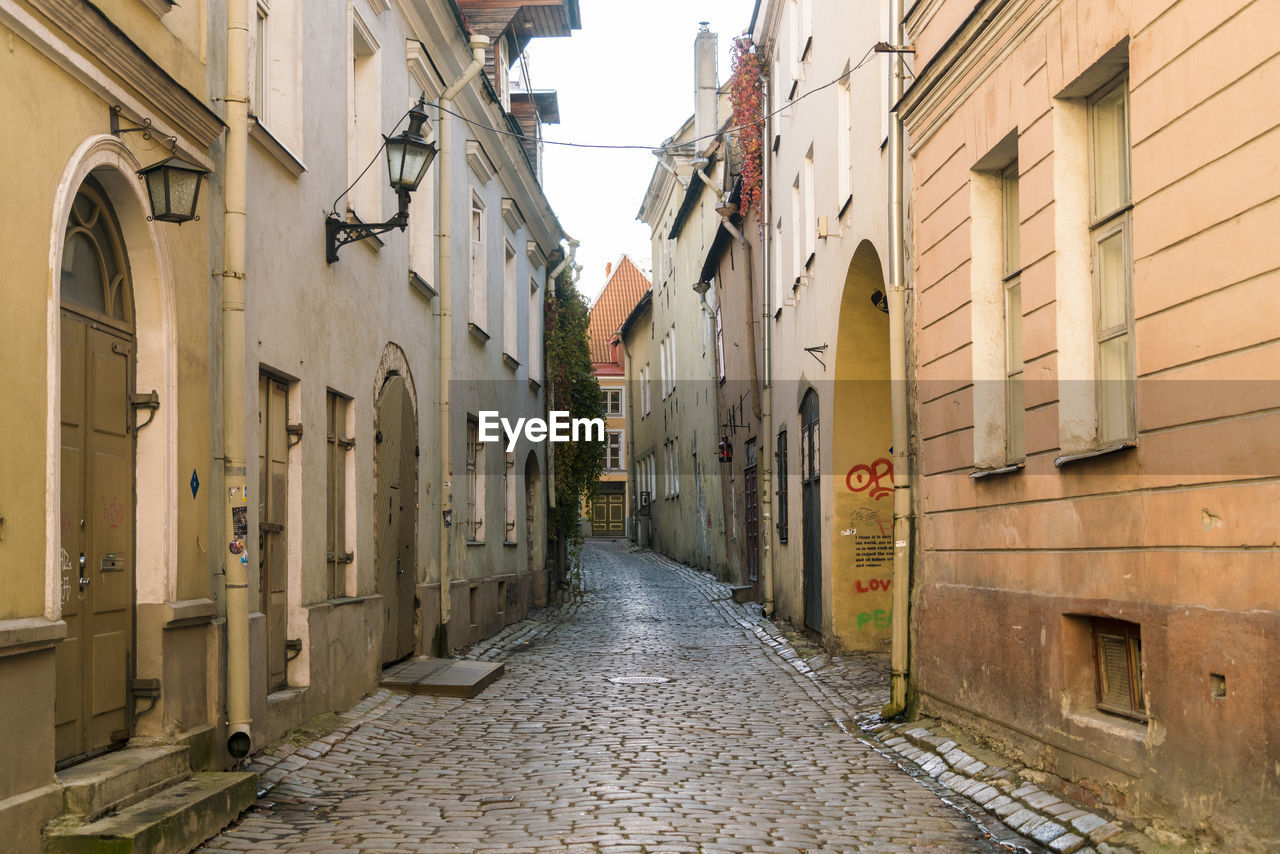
[1092,618,1146,721]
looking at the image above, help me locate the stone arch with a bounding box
[830,240,893,650]
[46,135,178,618]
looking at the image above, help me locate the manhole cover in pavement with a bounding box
[607,675,671,685]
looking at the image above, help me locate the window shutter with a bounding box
[1096,632,1131,712]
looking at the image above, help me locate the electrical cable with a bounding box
[435,44,880,155]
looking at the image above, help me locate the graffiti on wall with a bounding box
[856,609,892,630]
[846,457,893,500]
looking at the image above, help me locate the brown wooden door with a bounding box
[377,376,417,664]
[589,482,625,537]
[56,315,134,763]
[258,375,289,692]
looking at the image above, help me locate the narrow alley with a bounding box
[198,541,1001,853]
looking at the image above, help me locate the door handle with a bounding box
[79,553,90,590]
[396,555,404,576]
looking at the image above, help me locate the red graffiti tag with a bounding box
[855,578,892,594]
[846,457,893,501]
[101,493,124,529]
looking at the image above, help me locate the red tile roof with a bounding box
[587,256,652,365]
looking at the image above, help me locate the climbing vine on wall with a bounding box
[728,36,767,220]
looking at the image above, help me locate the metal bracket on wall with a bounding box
[804,344,829,371]
[285,638,303,662]
[130,390,161,431]
[286,423,304,448]
[131,678,161,717]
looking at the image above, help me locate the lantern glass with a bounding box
[386,135,436,193]
[139,156,208,223]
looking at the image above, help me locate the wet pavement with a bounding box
[199,540,1004,853]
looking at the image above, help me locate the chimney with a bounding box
[694,23,718,151]
[606,261,613,278]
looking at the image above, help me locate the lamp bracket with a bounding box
[110,105,177,153]
[326,206,410,264]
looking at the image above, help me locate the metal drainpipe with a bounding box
[760,73,775,618]
[883,0,913,720]
[436,36,490,651]
[222,0,252,759]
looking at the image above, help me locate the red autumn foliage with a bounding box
[728,36,767,220]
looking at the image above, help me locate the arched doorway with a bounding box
[55,176,136,764]
[831,241,892,649]
[799,388,822,633]
[376,372,418,664]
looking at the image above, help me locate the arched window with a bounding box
[60,177,132,327]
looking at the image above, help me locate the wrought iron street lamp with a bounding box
[325,96,437,263]
[139,156,210,223]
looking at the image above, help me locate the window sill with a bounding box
[409,270,436,300]
[465,539,486,547]
[327,595,372,608]
[468,322,490,344]
[837,195,853,218]
[502,352,520,372]
[969,461,1024,480]
[528,377,542,391]
[1054,440,1136,469]
[803,252,816,271]
[138,0,173,16]
[503,540,518,548]
[1066,708,1147,742]
[249,117,306,178]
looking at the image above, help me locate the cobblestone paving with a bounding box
[200,541,1006,853]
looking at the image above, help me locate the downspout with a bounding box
[760,73,775,618]
[436,35,490,653]
[222,0,252,758]
[883,0,913,720]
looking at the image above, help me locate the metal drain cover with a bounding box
[607,675,671,685]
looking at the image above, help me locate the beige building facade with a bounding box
[900,0,1280,847]
[0,0,577,848]
[752,0,900,651]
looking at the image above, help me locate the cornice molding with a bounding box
[27,0,223,149]
[900,0,1054,153]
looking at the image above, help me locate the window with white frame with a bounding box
[503,242,518,359]
[641,364,650,415]
[603,430,624,471]
[466,415,485,542]
[252,0,302,150]
[791,179,802,282]
[469,193,487,331]
[349,15,381,219]
[1090,77,1134,445]
[837,73,852,206]
[602,388,623,417]
[803,148,816,267]
[714,305,725,382]
[1002,161,1025,462]
[528,275,541,382]
[797,0,813,64]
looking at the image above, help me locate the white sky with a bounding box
[527,0,759,303]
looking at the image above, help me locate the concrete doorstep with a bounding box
[379,656,505,698]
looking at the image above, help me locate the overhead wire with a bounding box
[433,44,880,155]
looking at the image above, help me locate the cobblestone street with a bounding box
[200,541,1004,853]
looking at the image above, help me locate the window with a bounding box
[602,388,623,417]
[714,306,725,382]
[1090,77,1134,444]
[1092,618,1145,720]
[326,391,353,598]
[797,0,813,63]
[640,365,650,415]
[667,331,676,395]
[350,15,381,218]
[800,414,819,483]
[528,276,541,382]
[776,429,789,542]
[466,415,485,542]
[495,35,511,111]
[837,75,852,206]
[803,148,815,267]
[503,242,518,359]
[1002,162,1025,462]
[603,430,623,470]
[252,0,302,150]
[672,438,680,496]
[791,178,802,282]
[504,451,517,543]
[469,194,487,331]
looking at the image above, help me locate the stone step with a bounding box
[57,745,191,820]
[44,772,257,854]
[380,656,505,698]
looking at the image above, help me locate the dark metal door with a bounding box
[744,439,759,584]
[800,390,822,632]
